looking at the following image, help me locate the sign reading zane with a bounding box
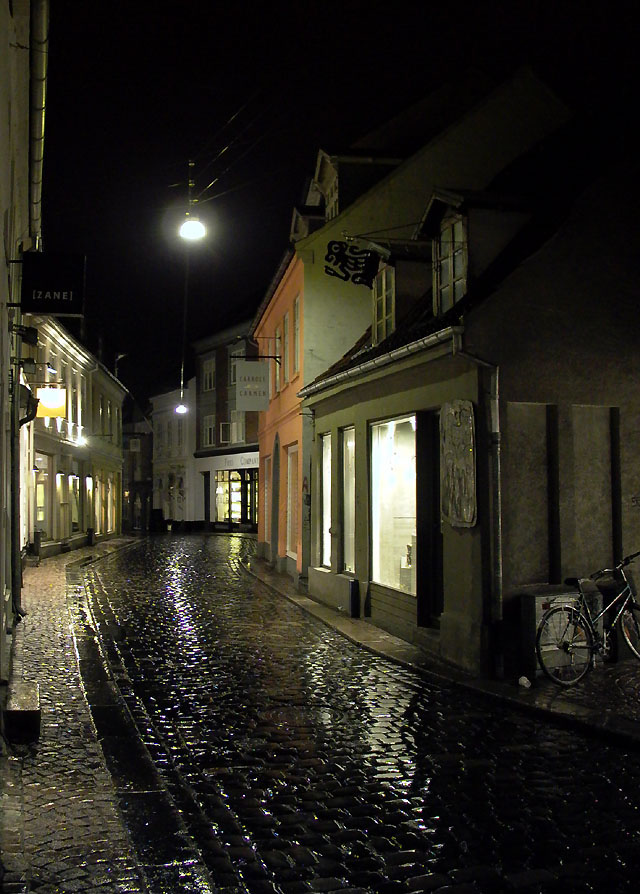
[21,252,86,317]
[236,360,269,411]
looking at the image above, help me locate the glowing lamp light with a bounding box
[175,403,188,415]
[36,387,67,418]
[179,216,206,241]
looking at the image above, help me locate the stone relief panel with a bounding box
[440,400,477,527]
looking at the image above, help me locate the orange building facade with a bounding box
[252,252,309,582]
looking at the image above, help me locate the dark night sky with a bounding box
[41,0,632,408]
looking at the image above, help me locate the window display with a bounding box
[371,416,416,594]
[322,434,331,567]
[342,428,355,573]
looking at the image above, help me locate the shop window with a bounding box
[342,428,355,574]
[370,416,416,594]
[34,452,51,540]
[264,456,271,543]
[287,446,298,558]
[321,433,331,567]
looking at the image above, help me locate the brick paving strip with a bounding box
[0,542,150,894]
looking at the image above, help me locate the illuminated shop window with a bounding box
[321,433,331,568]
[287,445,298,558]
[370,416,416,594]
[342,428,355,574]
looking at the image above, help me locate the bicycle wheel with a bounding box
[621,602,640,659]
[536,606,594,686]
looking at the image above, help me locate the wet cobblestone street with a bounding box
[79,534,640,893]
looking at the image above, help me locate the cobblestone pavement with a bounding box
[1,540,149,894]
[4,533,640,893]
[82,535,640,892]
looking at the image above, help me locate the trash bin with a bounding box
[87,527,95,546]
[33,530,41,558]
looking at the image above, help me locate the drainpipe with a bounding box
[11,0,50,618]
[29,0,49,249]
[453,346,504,678]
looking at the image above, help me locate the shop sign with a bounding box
[21,252,86,317]
[236,360,269,411]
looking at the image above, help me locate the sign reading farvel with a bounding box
[236,360,269,411]
[21,252,86,317]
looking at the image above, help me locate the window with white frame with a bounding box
[283,313,290,383]
[286,445,298,558]
[231,409,245,444]
[293,295,300,375]
[275,328,282,392]
[202,357,215,391]
[202,414,216,447]
[321,433,331,567]
[229,345,244,385]
[434,213,466,315]
[342,427,355,574]
[268,338,274,399]
[373,266,395,344]
[370,416,416,594]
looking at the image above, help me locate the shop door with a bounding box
[416,412,444,626]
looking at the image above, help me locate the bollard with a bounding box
[349,579,360,618]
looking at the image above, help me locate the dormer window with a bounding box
[326,176,339,220]
[434,214,467,315]
[373,266,395,345]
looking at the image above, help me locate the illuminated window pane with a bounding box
[370,416,416,594]
[321,434,331,567]
[342,428,355,573]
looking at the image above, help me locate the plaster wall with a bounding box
[305,351,485,672]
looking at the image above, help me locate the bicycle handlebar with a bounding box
[590,550,640,580]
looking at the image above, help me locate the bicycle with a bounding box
[535,549,640,686]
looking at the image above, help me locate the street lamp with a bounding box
[176,160,206,414]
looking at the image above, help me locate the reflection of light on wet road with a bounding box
[166,552,201,659]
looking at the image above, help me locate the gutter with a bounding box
[29,0,49,248]
[298,326,464,399]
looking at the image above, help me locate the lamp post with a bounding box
[176,160,206,415]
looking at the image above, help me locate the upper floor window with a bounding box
[268,338,274,399]
[231,409,245,444]
[326,176,338,220]
[229,346,244,385]
[283,313,290,384]
[434,214,467,315]
[177,418,184,447]
[167,419,173,449]
[293,295,300,375]
[202,357,215,391]
[202,414,215,447]
[373,266,395,345]
[275,328,282,392]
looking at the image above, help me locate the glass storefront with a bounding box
[342,428,355,573]
[371,416,416,594]
[321,434,331,567]
[35,452,51,540]
[214,468,258,527]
